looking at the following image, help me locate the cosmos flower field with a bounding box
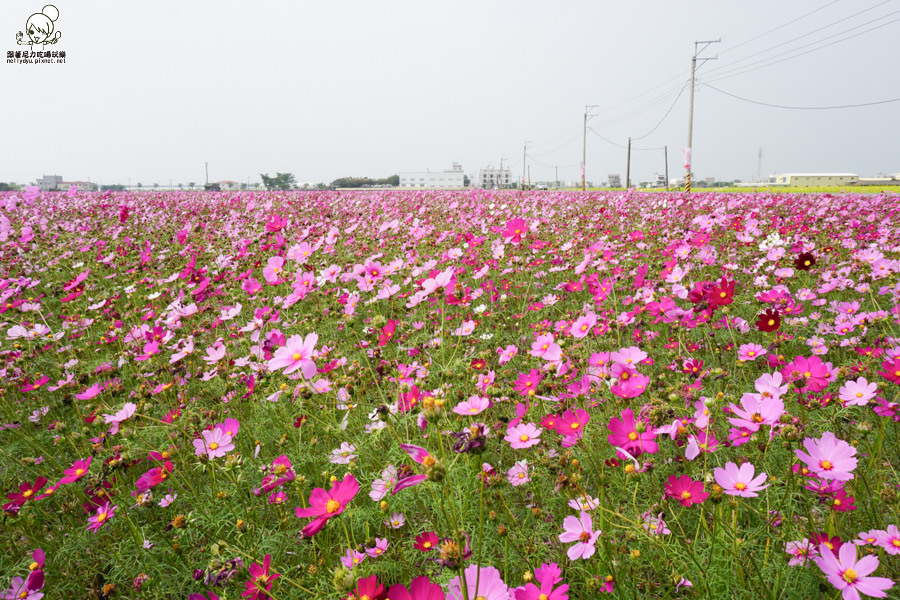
[1,187,899,600]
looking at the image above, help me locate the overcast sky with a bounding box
[3,0,898,187]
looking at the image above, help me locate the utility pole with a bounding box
[205,162,209,185]
[756,147,763,183]
[522,142,530,190]
[555,165,558,189]
[685,39,719,192]
[626,137,632,189]
[582,105,600,191]
[664,145,669,191]
[527,165,531,189]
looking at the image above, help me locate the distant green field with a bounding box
[564,186,900,194]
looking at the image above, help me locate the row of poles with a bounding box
[580,40,719,192]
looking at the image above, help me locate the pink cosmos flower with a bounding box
[87,501,116,532]
[664,475,708,507]
[530,333,562,362]
[75,383,102,400]
[874,525,900,555]
[497,344,518,365]
[610,371,650,399]
[295,473,359,537]
[104,402,137,435]
[203,342,227,365]
[340,548,366,570]
[388,576,445,600]
[193,428,234,459]
[506,460,530,486]
[385,512,406,529]
[693,398,712,429]
[737,343,766,362]
[795,431,858,481]
[570,312,597,340]
[369,465,398,501]
[452,320,476,336]
[448,564,509,600]
[727,392,784,433]
[262,256,285,284]
[812,543,894,600]
[58,457,92,485]
[607,408,658,457]
[786,538,818,566]
[713,461,769,497]
[838,377,878,407]
[329,442,357,464]
[268,333,318,378]
[504,422,542,449]
[453,395,490,416]
[559,511,601,560]
[366,537,389,558]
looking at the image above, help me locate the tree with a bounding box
[260,172,296,191]
[463,175,471,187]
[188,182,196,190]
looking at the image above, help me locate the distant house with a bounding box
[216,180,241,190]
[771,173,858,186]
[475,166,512,189]
[36,175,95,191]
[400,163,465,188]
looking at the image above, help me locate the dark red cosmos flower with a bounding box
[414,531,440,552]
[756,308,781,332]
[470,358,486,370]
[794,252,816,271]
[707,276,736,308]
[5,477,48,507]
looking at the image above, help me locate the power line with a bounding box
[586,128,664,151]
[719,0,844,56]
[632,82,689,140]
[702,83,900,110]
[704,8,900,82]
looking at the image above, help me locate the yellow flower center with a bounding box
[75,468,85,476]
[293,352,302,361]
[627,431,638,441]
[423,541,432,548]
[97,512,107,522]
[579,532,591,542]
[325,499,341,513]
[520,434,530,442]
[539,595,549,600]
[735,482,746,491]
[820,460,833,471]
[748,351,755,357]
[29,562,39,571]
[23,490,33,498]
[681,491,692,500]
[209,442,219,450]
[570,422,580,430]
[767,319,775,326]
[841,569,857,584]
[803,371,811,378]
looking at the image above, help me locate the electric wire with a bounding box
[702,83,900,110]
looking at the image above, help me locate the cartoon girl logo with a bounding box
[16,5,62,51]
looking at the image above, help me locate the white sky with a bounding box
[3,0,898,186]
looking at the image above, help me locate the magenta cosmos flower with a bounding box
[513,369,542,397]
[388,576,445,600]
[559,511,601,560]
[713,461,769,497]
[727,392,784,433]
[193,428,234,459]
[448,564,509,600]
[795,431,858,481]
[242,554,280,600]
[268,333,318,378]
[812,543,894,600]
[295,473,359,537]
[607,408,658,457]
[58,457,92,485]
[665,475,708,507]
[504,422,542,449]
[876,357,900,384]
[781,355,835,392]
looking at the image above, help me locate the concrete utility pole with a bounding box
[665,145,669,191]
[685,39,719,192]
[626,137,632,189]
[582,105,600,191]
[521,142,530,190]
[205,162,209,185]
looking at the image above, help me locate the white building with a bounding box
[37,175,62,191]
[475,166,512,189]
[771,173,859,186]
[399,163,465,188]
